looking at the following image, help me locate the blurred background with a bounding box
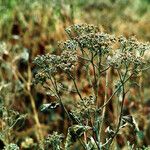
[0,0,150,149]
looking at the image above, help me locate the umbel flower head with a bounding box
[58,39,78,51]
[65,23,99,37]
[118,36,150,55]
[33,24,150,85]
[107,50,145,69]
[72,95,96,120]
[75,32,116,54]
[65,24,116,55]
[107,36,149,71]
[33,50,77,84]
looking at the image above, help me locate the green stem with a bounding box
[99,68,109,143]
[51,76,72,121]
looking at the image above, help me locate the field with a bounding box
[0,0,150,149]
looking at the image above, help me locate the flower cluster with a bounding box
[107,36,150,71]
[32,24,150,149]
[33,50,77,84]
[65,24,99,37]
[58,50,78,72]
[72,95,96,120]
[108,50,145,69]
[33,54,59,84]
[58,40,78,51]
[118,36,150,55]
[65,24,116,55]
[75,32,116,54]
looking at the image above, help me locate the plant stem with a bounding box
[99,73,133,110]
[27,65,44,145]
[99,68,109,143]
[91,55,98,104]
[139,72,144,104]
[69,74,83,101]
[51,76,72,121]
[107,85,126,148]
[106,68,128,148]
[13,64,44,145]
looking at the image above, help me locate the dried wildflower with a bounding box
[32,24,150,149]
[72,95,96,120]
[65,24,99,38]
[65,24,116,56]
[108,50,145,70]
[75,32,116,54]
[107,36,149,73]
[118,36,150,55]
[59,40,78,51]
[33,54,60,69]
[34,70,48,84]
[58,50,78,72]
[33,51,77,84]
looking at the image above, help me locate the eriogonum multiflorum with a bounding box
[33,24,150,149]
[72,95,96,121]
[75,32,116,54]
[107,50,145,69]
[33,50,77,84]
[58,40,78,51]
[108,36,149,74]
[65,23,99,37]
[118,36,150,55]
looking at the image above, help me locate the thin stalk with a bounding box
[27,64,44,145]
[69,74,83,101]
[100,66,110,74]
[139,72,144,103]
[99,72,133,110]
[106,67,128,148]
[51,76,72,121]
[27,92,43,142]
[94,112,101,150]
[107,85,126,148]
[12,64,43,145]
[99,68,110,142]
[91,54,98,103]
[98,53,102,75]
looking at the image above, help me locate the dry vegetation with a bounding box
[0,0,150,149]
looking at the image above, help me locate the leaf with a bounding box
[65,125,91,150]
[40,102,60,112]
[122,115,133,125]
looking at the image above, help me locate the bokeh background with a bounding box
[0,0,150,149]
